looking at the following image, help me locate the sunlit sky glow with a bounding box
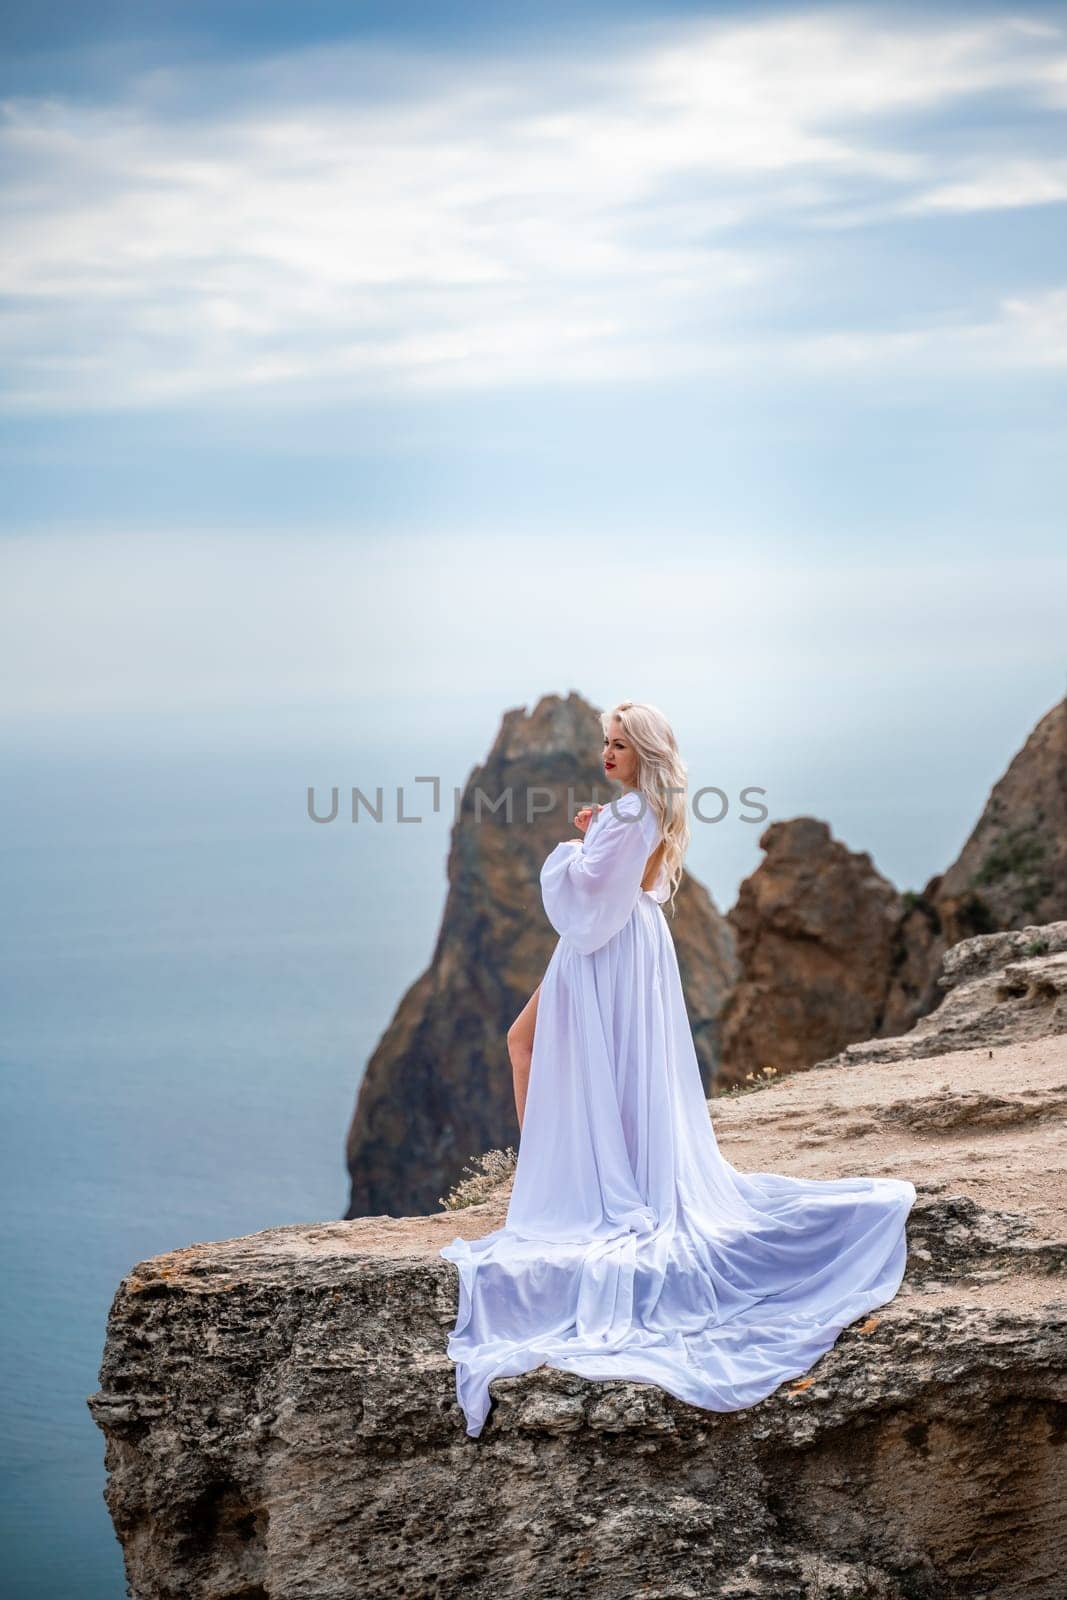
[1,2,1064,858]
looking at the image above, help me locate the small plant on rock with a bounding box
[439,1146,518,1211]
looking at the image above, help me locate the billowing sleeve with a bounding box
[540,798,655,955]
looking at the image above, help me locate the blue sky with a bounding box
[1,1,1064,853]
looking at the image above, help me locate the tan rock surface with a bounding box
[812,920,1067,1069]
[717,699,1067,1091]
[90,926,1067,1600]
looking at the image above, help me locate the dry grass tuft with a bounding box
[439,1146,518,1211]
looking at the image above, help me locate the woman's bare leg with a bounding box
[507,981,541,1132]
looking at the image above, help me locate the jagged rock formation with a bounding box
[719,696,1066,1086]
[810,920,1067,1071]
[88,923,1067,1600]
[345,691,738,1219]
[717,818,935,1088]
[346,692,1063,1211]
[927,694,1066,950]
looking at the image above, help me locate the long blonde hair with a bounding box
[600,700,690,913]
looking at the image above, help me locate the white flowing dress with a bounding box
[439,791,916,1438]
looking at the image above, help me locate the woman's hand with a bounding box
[573,804,602,835]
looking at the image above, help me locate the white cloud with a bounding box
[1,7,1065,411]
[763,284,1067,373]
[901,160,1067,214]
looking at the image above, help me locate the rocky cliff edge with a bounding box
[89,924,1067,1600]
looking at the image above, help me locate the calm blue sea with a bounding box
[0,694,1005,1598]
[0,716,456,1600]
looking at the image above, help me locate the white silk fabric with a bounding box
[440,791,916,1438]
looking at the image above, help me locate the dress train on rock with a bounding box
[440,793,916,1437]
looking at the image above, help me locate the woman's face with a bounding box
[602,718,639,789]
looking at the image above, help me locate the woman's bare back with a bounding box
[640,840,665,893]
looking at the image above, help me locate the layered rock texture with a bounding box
[928,696,1066,947]
[89,922,1067,1600]
[717,818,936,1089]
[813,921,1067,1070]
[345,691,738,1219]
[718,696,1066,1086]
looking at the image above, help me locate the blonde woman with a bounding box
[441,701,916,1439]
